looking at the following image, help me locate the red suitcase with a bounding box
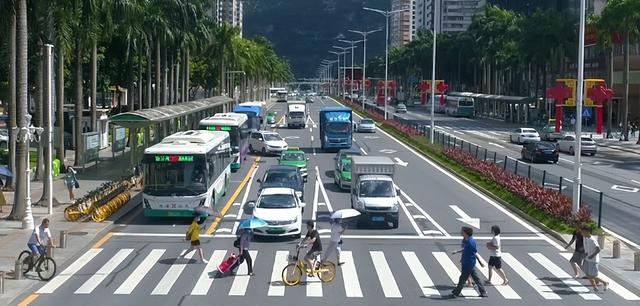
[217,253,239,274]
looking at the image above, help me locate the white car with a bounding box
[249,130,288,155]
[509,128,541,144]
[248,187,305,238]
[557,135,598,156]
[0,129,8,148]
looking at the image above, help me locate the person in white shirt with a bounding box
[485,225,508,285]
[581,227,609,291]
[27,218,53,257]
[321,218,345,265]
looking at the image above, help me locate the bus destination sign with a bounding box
[206,126,232,131]
[154,155,194,163]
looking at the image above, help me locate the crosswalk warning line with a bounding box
[191,250,227,295]
[151,249,193,295]
[560,253,640,300]
[475,257,521,299]
[340,251,363,298]
[502,253,561,300]
[229,250,259,296]
[75,248,134,294]
[114,249,166,295]
[402,251,439,297]
[432,252,479,299]
[530,253,600,300]
[37,248,103,294]
[370,251,402,298]
[268,251,289,296]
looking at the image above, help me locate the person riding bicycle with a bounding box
[301,220,322,275]
[27,218,53,260]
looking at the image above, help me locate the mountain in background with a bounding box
[244,0,390,78]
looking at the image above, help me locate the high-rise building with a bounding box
[414,0,486,34]
[390,0,416,48]
[210,0,244,36]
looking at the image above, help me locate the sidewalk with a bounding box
[0,147,140,306]
[596,137,640,155]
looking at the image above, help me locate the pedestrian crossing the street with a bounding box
[36,247,640,302]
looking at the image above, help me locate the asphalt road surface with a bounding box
[20,97,640,306]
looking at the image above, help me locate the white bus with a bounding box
[269,87,286,97]
[142,130,232,217]
[276,90,288,102]
[199,113,249,171]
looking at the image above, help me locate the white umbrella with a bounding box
[331,209,361,219]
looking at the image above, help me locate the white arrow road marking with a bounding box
[632,180,640,185]
[449,205,480,229]
[611,185,639,193]
[363,136,379,139]
[310,136,314,142]
[488,142,505,148]
[379,149,397,154]
[315,166,333,212]
[394,157,408,167]
[284,136,300,139]
[359,147,368,155]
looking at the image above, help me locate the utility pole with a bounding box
[349,29,382,109]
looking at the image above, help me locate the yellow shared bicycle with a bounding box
[281,242,336,286]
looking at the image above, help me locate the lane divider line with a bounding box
[232,165,260,234]
[315,166,334,212]
[207,157,261,234]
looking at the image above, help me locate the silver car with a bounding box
[557,135,597,156]
[395,103,407,113]
[355,118,376,133]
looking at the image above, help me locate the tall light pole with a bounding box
[332,45,350,96]
[329,51,346,96]
[339,39,363,98]
[349,29,382,109]
[364,6,411,120]
[322,59,338,95]
[573,0,586,214]
[430,0,440,144]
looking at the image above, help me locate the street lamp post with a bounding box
[329,51,346,96]
[339,39,363,99]
[364,6,411,120]
[349,29,382,109]
[332,46,350,97]
[573,0,586,214]
[430,0,440,144]
[14,115,44,229]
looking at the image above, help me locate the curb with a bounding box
[597,142,640,155]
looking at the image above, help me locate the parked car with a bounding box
[395,103,407,113]
[247,187,304,238]
[509,128,541,144]
[557,135,597,156]
[521,141,559,163]
[257,165,305,201]
[278,147,309,181]
[249,130,288,155]
[354,118,376,133]
[540,125,565,141]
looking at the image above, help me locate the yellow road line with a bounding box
[92,232,113,249]
[17,294,39,306]
[206,157,261,234]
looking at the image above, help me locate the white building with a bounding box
[209,0,244,36]
[414,0,486,34]
[390,0,416,48]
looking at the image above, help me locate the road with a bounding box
[377,101,640,246]
[19,97,640,306]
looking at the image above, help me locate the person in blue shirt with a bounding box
[449,226,488,298]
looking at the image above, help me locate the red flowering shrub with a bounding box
[444,148,592,225]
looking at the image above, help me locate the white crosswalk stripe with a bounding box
[34,247,640,302]
[114,249,165,295]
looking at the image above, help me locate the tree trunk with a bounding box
[161,36,167,106]
[138,52,143,110]
[74,37,83,167]
[35,48,44,181]
[175,60,180,103]
[168,55,174,105]
[146,47,152,109]
[155,37,161,107]
[622,32,630,141]
[183,48,189,102]
[91,40,97,130]
[10,0,29,221]
[542,63,548,119]
[607,45,613,138]
[56,40,65,163]
[8,12,17,190]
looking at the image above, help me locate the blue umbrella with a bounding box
[0,166,13,177]
[239,217,268,229]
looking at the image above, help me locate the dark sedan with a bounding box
[521,141,559,163]
[257,165,305,201]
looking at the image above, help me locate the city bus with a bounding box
[276,90,288,102]
[199,113,249,171]
[269,87,286,97]
[236,102,264,127]
[445,94,475,118]
[142,130,232,217]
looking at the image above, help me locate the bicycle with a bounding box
[20,246,57,281]
[281,242,336,286]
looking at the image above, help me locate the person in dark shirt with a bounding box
[449,226,487,298]
[565,228,586,278]
[302,220,322,275]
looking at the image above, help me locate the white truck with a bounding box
[287,102,306,128]
[350,156,400,228]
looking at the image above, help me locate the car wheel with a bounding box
[517,136,522,144]
[249,144,254,153]
[569,146,575,155]
[261,147,266,155]
[391,219,399,229]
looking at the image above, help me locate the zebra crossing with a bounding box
[35,247,640,301]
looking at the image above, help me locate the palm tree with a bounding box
[1,0,18,190]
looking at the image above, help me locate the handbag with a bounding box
[233,237,241,248]
[74,180,80,189]
[185,231,192,241]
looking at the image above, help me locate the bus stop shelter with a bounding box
[451,92,537,124]
[108,96,234,166]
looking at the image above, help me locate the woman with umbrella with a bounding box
[322,209,359,265]
[229,228,255,276]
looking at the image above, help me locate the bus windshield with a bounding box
[144,160,208,196]
[459,99,474,107]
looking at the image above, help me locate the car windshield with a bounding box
[339,151,361,160]
[264,171,299,184]
[361,119,374,124]
[144,161,207,196]
[289,111,304,118]
[523,129,537,133]
[581,137,594,142]
[282,153,304,161]
[397,104,406,108]
[341,162,351,172]
[536,142,556,150]
[359,180,395,197]
[264,134,282,141]
[325,122,351,134]
[257,194,296,208]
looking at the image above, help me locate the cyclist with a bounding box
[301,220,322,276]
[27,218,53,260]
